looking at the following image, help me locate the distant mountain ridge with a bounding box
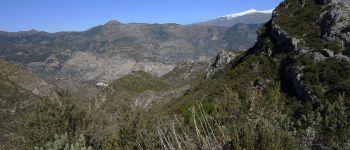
[197,9,273,27]
[0,10,273,94]
[0,19,263,89]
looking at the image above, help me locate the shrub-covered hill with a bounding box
[2,0,350,149]
[162,0,350,149]
[83,0,350,148]
[0,59,55,149]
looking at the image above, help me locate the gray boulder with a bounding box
[206,50,238,78]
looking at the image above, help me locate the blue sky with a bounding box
[0,0,283,32]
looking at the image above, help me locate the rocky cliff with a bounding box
[206,49,239,78]
[270,0,350,104]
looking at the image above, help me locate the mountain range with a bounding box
[1,1,350,149]
[0,10,271,93]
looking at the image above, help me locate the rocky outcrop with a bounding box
[262,0,350,104]
[269,21,302,52]
[319,0,350,46]
[58,52,176,84]
[212,50,237,68]
[286,66,319,104]
[206,50,238,78]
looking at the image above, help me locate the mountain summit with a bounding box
[198,8,273,27]
[105,20,122,25]
[218,9,274,20]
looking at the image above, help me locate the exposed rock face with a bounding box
[206,50,238,78]
[212,50,238,68]
[286,66,319,104]
[162,56,211,86]
[269,21,302,52]
[335,53,350,62]
[319,0,350,45]
[266,0,350,104]
[52,51,176,83]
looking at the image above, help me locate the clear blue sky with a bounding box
[0,0,283,32]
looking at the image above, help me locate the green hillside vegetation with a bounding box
[0,73,41,149]
[98,71,168,104]
[274,0,342,52]
[1,0,350,149]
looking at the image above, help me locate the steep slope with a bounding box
[0,60,51,149]
[3,0,350,149]
[96,57,212,109]
[0,59,57,98]
[158,0,350,149]
[198,9,273,27]
[80,51,240,149]
[0,73,40,149]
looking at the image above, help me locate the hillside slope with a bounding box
[0,59,57,98]
[2,0,349,149]
[0,60,52,149]
[163,0,350,149]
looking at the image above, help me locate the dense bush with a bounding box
[13,96,91,149]
[34,133,93,150]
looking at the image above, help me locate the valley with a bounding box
[0,0,350,149]
[0,20,262,95]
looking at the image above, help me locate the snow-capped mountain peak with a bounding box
[219,9,274,20]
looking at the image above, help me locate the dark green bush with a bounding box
[344,42,350,56]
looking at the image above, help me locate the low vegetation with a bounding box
[1,0,350,149]
[274,0,342,53]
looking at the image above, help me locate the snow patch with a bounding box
[218,9,274,20]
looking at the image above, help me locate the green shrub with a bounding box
[34,133,93,150]
[318,95,350,148]
[14,96,90,149]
